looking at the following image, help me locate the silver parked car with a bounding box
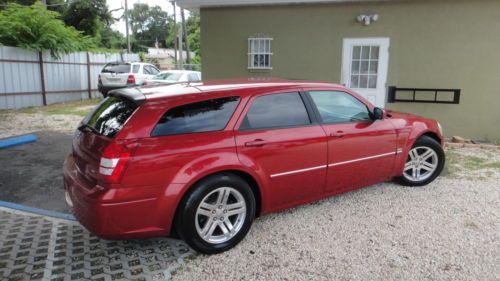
[98,62,160,97]
[144,70,202,85]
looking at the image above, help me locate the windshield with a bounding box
[82,96,138,138]
[102,63,131,74]
[155,72,183,81]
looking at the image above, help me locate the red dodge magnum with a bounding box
[63,80,445,254]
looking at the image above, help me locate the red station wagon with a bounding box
[63,80,445,254]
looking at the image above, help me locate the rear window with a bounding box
[102,63,131,74]
[83,96,138,138]
[152,97,240,137]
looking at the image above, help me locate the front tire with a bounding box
[396,136,445,186]
[175,173,256,254]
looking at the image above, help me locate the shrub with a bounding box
[0,2,96,58]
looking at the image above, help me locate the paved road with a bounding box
[0,131,72,212]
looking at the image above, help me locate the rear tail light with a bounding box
[127,74,136,85]
[98,141,138,184]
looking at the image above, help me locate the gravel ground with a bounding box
[0,100,98,139]
[174,148,500,281]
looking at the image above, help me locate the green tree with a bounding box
[98,25,125,50]
[186,15,200,62]
[0,3,96,58]
[129,3,170,49]
[62,0,111,37]
[0,0,65,13]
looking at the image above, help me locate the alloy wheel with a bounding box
[195,187,247,244]
[403,146,439,182]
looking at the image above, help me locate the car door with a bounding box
[305,89,398,194]
[234,91,328,211]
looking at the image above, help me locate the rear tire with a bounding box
[396,136,445,186]
[175,173,256,254]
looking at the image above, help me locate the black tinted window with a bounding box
[309,91,370,123]
[83,96,138,138]
[102,63,130,74]
[240,92,311,130]
[152,97,240,136]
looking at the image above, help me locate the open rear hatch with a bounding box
[72,89,144,188]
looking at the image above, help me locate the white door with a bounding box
[341,38,390,108]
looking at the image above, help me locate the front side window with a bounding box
[149,66,160,75]
[309,91,371,124]
[144,65,159,75]
[152,97,240,136]
[240,92,311,130]
[248,37,273,69]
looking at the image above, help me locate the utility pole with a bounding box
[171,1,178,67]
[180,8,191,65]
[124,0,131,53]
[178,25,183,68]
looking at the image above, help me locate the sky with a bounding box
[108,0,188,34]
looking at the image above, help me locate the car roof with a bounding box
[136,78,340,100]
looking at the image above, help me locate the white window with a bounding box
[248,37,273,70]
[349,45,379,89]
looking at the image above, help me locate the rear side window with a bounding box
[83,96,138,138]
[102,63,131,74]
[240,92,311,130]
[152,97,240,136]
[132,65,140,73]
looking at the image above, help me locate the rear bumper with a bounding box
[63,154,177,240]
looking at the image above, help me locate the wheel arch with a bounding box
[171,168,264,236]
[420,131,442,145]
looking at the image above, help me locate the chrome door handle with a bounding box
[244,139,267,147]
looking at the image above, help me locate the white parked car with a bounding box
[145,70,202,85]
[98,62,160,97]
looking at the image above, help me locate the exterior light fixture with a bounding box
[357,14,379,26]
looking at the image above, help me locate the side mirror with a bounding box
[372,107,384,120]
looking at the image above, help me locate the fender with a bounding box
[168,151,269,215]
[394,120,442,176]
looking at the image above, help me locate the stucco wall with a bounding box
[200,0,500,141]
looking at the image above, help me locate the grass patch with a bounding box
[445,149,500,178]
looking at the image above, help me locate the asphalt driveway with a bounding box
[0,131,72,212]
